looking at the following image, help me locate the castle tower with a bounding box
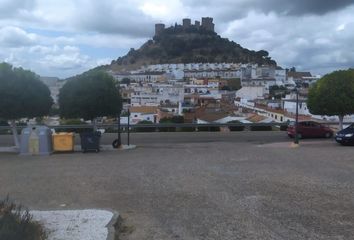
[201,17,215,32]
[155,23,165,36]
[182,18,191,28]
[195,20,200,28]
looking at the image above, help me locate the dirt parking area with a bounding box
[1,135,354,240]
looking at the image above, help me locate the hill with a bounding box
[104,21,277,72]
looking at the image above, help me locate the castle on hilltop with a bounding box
[155,17,215,36]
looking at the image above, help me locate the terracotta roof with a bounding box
[246,114,268,123]
[255,104,285,114]
[183,112,196,123]
[130,106,158,114]
[284,112,312,121]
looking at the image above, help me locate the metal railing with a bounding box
[0,122,348,132]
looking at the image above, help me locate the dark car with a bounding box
[335,124,354,145]
[287,121,333,139]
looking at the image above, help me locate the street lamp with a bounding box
[112,113,122,149]
[294,87,299,144]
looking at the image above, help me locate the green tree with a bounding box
[307,69,354,129]
[0,63,53,149]
[59,70,122,130]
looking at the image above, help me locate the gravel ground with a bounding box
[0,133,354,240]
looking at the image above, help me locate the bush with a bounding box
[250,125,272,131]
[135,120,155,132]
[158,116,185,132]
[197,126,220,132]
[279,124,288,131]
[178,126,195,132]
[158,118,175,132]
[0,196,47,240]
[227,120,245,131]
[57,119,91,133]
[0,119,9,126]
[158,126,176,132]
[0,119,10,135]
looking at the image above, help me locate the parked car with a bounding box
[287,121,333,139]
[335,123,354,145]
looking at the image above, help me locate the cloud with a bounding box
[182,0,354,18]
[0,26,37,47]
[258,0,354,16]
[222,7,354,74]
[0,0,36,18]
[139,0,186,21]
[0,0,354,78]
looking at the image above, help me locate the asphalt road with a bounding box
[1,133,354,240]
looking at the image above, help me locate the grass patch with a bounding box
[114,216,135,240]
[0,196,47,240]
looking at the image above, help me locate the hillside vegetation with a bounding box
[105,26,276,72]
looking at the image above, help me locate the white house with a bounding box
[129,106,158,124]
[275,68,286,86]
[236,86,268,100]
[282,99,310,115]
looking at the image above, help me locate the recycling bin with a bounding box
[80,131,101,153]
[20,126,52,156]
[52,132,75,152]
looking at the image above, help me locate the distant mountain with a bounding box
[102,21,277,72]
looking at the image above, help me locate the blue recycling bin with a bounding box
[20,126,52,155]
[80,131,101,153]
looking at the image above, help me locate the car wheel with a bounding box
[288,134,293,138]
[325,132,332,138]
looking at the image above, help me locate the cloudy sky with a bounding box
[0,0,353,78]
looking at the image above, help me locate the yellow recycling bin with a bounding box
[52,132,75,152]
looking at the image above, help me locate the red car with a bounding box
[287,121,333,139]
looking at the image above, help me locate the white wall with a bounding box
[236,86,267,100]
[283,101,310,115]
[130,113,156,124]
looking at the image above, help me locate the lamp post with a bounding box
[112,113,122,149]
[294,88,299,144]
[127,109,130,146]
